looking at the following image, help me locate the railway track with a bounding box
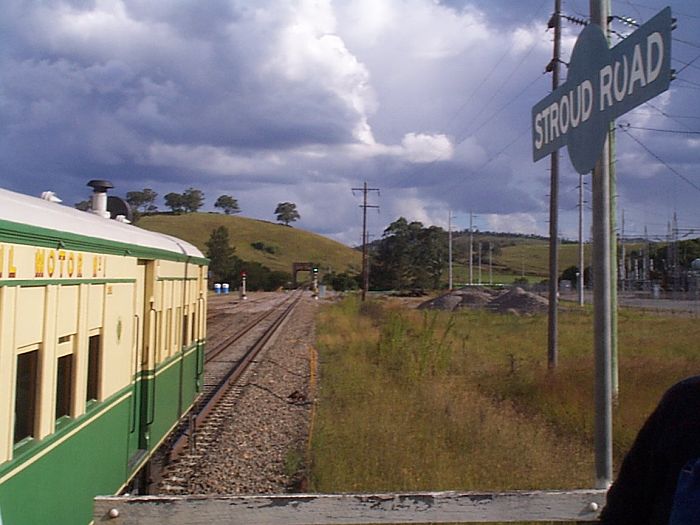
[153,290,305,493]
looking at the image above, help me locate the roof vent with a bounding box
[40,191,62,203]
[87,180,114,219]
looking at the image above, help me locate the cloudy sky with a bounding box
[1,0,699,245]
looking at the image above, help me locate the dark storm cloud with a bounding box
[0,0,365,205]
[0,0,697,243]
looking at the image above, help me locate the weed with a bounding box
[311,296,699,499]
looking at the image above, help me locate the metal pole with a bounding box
[547,0,562,369]
[590,0,613,489]
[609,122,619,400]
[579,172,585,306]
[478,241,482,285]
[469,212,474,285]
[489,242,493,285]
[448,211,453,291]
[361,182,368,301]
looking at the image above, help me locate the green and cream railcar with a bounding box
[0,187,208,525]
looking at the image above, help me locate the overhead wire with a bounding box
[620,123,700,134]
[621,0,699,20]
[642,101,696,132]
[675,51,700,75]
[394,0,553,193]
[456,26,548,140]
[619,126,700,195]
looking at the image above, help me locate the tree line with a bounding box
[76,186,301,226]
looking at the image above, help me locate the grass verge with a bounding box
[309,296,698,516]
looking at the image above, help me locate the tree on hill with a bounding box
[164,188,204,213]
[205,226,239,283]
[126,188,158,214]
[275,202,300,226]
[215,195,240,215]
[183,187,204,212]
[164,192,186,213]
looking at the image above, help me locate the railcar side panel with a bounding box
[0,393,132,525]
[0,286,15,464]
[0,197,208,525]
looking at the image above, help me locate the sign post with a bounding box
[532,2,672,488]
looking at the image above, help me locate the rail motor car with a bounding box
[0,184,208,524]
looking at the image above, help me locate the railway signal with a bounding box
[240,270,247,299]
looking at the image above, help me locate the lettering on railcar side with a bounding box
[0,245,17,279]
[34,248,87,278]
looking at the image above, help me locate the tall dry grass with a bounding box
[310,297,699,500]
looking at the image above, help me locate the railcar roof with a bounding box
[0,187,204,260]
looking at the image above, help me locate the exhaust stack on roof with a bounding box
[87,180,114,219]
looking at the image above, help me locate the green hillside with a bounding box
[138,213,361,275]
[449,233,598,284]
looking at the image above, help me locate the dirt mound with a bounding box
[488,287,548,315]
[418,293,463,311]
[454,288,493,307]
[418,287,495,311]
[418,287,548,315]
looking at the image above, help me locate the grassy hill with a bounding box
[449,233,600,284]
[138,213,362,275]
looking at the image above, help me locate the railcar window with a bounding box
[192,311,197,342]
[55,354,74,419]
[182,313,189,347]
[166,310,172,358]
[14,349,39,444]
[86,334,101,402]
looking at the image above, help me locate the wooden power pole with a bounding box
[352,182,379,301]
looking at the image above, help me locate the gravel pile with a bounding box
[419,286,548,315]
[418,288,494,311]
[488,286,548,314]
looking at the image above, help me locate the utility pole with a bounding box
[469,211,474,285]
[644,225,650,286]
[591,0,613,490]
[448,211,455,291]
[352,182,379,301]
[620,210,626,292]
[578,172,585,306]
[489,242,493,285]
[546,0,562,369]
[478,240,482,285]
[673,211,679,294]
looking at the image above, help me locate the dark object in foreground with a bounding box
[599,376,700,525]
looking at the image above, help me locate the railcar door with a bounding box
[126,260,152,473]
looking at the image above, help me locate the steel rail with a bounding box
[204,294,297,363]
[168,291,303,460]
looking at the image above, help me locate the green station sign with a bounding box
[532,7,673,174]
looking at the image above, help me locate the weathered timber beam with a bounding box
[95,489,606,524]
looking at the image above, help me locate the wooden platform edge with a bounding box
[94,488,606,524]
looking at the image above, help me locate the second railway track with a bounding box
[151,290,307,493]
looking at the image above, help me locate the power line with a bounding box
[675,51,700,75]
[642,101,696,132]
[457,29,547,140]
[619,123,700,135]
[618,0,699,20]
[619,126,700,195]
[675,77,700,89]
